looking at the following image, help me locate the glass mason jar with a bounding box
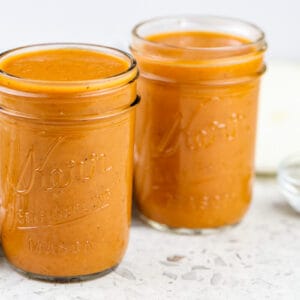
[131,16,267,233]
[0,43,138,281]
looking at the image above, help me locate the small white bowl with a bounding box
[278,152,300,213]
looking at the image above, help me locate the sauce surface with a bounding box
[0,46,136,278]
[0,48,129,81]
[133,30,265,229]
[147,31,248,48]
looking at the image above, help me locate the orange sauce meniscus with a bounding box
[0,44,138,280]
[131,16,266,232]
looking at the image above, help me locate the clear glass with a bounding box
[131,15,267,233]
[0,43,138,281]
[278,152,300,213]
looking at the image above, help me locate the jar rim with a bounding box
[132,15,266,53]
[0,43,137,93]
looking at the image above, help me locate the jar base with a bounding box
[138,211,239,235]
[11,263,118,283]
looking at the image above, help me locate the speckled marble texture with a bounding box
[0,178,299,300]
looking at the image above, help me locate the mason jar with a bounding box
[0,43,138,281]
[131,16,266,233]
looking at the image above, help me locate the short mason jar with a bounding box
[131,16,266,233]
[0,43,138,281]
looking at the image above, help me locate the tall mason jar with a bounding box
[0,43,138,281]
[131,16,266,233]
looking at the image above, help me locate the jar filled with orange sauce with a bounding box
[131,16,266,233]
[0,43,138,281]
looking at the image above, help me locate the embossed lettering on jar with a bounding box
[131,16,266,232]
[0,44,138,280]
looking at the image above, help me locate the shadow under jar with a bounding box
[131,16,266,233]
[0,43,138,281]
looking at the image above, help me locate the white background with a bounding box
[0,0,299,60]
[1,0,300,172]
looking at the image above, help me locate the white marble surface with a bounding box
[0,178,299,300]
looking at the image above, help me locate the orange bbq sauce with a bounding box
[133,31,264,229]
[0,47,136,277]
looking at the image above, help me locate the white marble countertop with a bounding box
[0,178,299,300]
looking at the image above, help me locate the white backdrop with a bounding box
[0,0,299,60]
[1,0,299,173]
